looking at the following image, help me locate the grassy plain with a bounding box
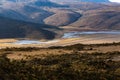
[0,43,120,80]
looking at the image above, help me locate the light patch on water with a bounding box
[62,31,120,38]
[13,40,59,45]
[14,40,41,45]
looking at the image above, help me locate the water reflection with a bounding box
[62,31,120,38]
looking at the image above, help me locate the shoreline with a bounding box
[0,38,120,48]
[0,31,120,48]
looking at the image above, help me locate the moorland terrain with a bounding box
[0,43,120,80]
[0,0,120,39]
[0,0,120,80]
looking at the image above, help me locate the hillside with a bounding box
[70,10,120,30]
[0,0,68,24]
[0,0,119,35]
[0,16,60,39]
[31,0,66,7]
[43,2,120,30]
[44,11,81,26]
[0,43,120,80]
[0,4,54,24]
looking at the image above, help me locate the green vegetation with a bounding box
[0,48,120,80]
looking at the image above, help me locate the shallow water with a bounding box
[14,40,41,45]
[13,40,59,45]
[12,31,120,45]
[62,31,120,38]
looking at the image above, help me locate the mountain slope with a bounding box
[0,0,67,7]
[0,2,54,23]
[0,16,60,39]
[44,11,81,26]
[14,5,53,23]
[70,11,120,30]
[0,0,120,32]
[0,0,67,24]
[31,0,67,7]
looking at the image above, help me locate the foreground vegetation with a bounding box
[0,43,120,80]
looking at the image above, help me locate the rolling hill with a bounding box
[69,9,120,30]
[44,11,81,26]
[0,16,61,39]
[0,0,68,24]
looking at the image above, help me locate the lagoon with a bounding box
[62,31,120,38]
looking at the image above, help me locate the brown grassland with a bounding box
[0,39,120,80]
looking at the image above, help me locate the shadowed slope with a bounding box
[0,16,60,39]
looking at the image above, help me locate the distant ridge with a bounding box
[50,0,110,3]
[0,0,67,7]
[79,0,109,3]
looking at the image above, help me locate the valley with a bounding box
[0,30,120,48]
[0,0,119,49]
[0,2,120,37]
[0,0,120,80]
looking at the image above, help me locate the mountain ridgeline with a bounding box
[50,0,110,3]
[80,0,109,2]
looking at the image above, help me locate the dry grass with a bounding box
[0,39,18,43]
[93,45,120,53]
[7,49,73,60]
[4,44,120,60]
[0,34,120,48]
[7,45,120,60]
[0,34,120,60]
